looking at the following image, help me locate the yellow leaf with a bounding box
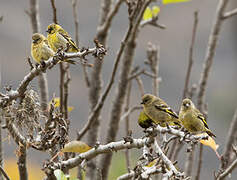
[53,97,60,108]
[50,97,74,112]
[145,158,158,167]
[197,133,221,159]
[152,6,160,17]
[68,106,74,112]
[143,7,152,20]
[163,0,191,4]
[61,141,92,153]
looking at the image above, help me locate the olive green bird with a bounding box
[140,94,181,127]
[179,98,216,138]
[46,23,79,53]
[138,110,154,129]
[31,33,54,64]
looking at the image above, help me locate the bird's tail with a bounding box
[206,130,216,138]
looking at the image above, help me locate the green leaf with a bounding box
[163,0,191,4]
[152,6,160,17]
[143,7,152,20]
[54,169,67,180]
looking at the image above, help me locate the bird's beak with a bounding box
[141,101,144,105]
[33,39,37,43]
[46,29,50,33]
[184,103,190,107]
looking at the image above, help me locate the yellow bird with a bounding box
[138,110,154,129]
[179,98,216,138]
[31,33,54,64]
[46,23,79,53]
[141,94,180,126]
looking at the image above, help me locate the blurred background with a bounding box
[0,0,237,179]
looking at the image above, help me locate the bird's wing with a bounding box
[154,102,179,119]
[58,29,79,51]
[197,113,209,129]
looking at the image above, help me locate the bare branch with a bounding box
[217,158,237,180]
[154,139,184,178]
[99,1,153,177]
[135,77,145,97]
[28,0,49,114]
[17,146,28,180]
[221,108,237,169]
[197,0,229,110]
[71,0,79,46]
[50,0,58,24]
[183,11,198,99]
[0,47,105,108]
[97,0,125,37]
[140,17,166,29]
[52,138,148,171]
[0,166,10,180]
[120,106,142,122]
[124,80,132,172]
[196,1,230,178]
[222,8,237,19]
[77,22,134,140]
[146,42,160,96]
[184,143,195,176]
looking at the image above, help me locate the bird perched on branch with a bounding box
[46,23,79,53]
[179,98,216,138]
[138,110,154,129]
[140,94,180,127]
[31,33,54,64]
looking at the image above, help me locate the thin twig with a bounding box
[197,0,229,110]
[64,65,71,121]
[135,77,145,97]
[28,0,49,114]
[97,0,125,37]
[76,21,134,140]
[0,47,104,108]
[0,113,3,180]
[222,8,237,19]
[50,0,58,24]
[196,1,230,179]
[17,146,28,180]
[183,11,198,99]
[99,1,153,178]
[146,42,160,96]
[0,166,10,180]
[124,79,132,172]
[71,0,79,46]
[184,143,195,176]
[49,0,65,116]
[217,158,237,180]
[120,106,142,122]
[220,108,237,169]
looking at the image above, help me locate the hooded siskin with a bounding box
[31,33,54,64]
[46,23,79,53]
[141,94,180,126]
[179,98,216,138]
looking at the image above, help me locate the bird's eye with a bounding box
[33,38,40,43]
